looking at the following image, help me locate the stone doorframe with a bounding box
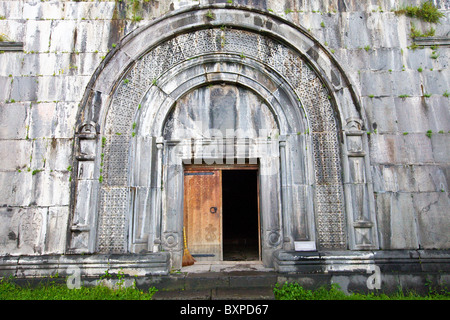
[68,5,379,267]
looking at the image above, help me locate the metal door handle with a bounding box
[210,207,217,214]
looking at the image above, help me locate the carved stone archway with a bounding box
[68,5,378,269]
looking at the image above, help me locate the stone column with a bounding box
[343,118,379,250]
[279,137,294,250]
[69,123,99,253]
[148,137,164,253]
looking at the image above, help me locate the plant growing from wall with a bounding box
[205,10,215,20]
[131,0,143,22]
[410,23,435,39]
[394,1,444,23]
[99,137,107,183]
[408,23,435,50]
[430,51,439,59]
[0,33,11,42]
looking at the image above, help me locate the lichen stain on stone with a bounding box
[108,0,126,48]
[8,231,16,241]
[385,136,396,163]
[51,137,57,149]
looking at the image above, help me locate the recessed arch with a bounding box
[69,6,379,268]
[137,54,307,138]
[162,83,281,140]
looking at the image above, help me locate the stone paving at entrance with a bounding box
[150,262,277,300]
[181,261,273,273]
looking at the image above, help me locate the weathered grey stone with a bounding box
[422,69,450,95]
[343,12,372,49]
[0,171,32,206]
[360,71,393,97]
[375,192,419,249]
[31,170,70,207]
[29,103,57,138]
[39,75,89,102]
[23,20,52,53]
[390,71,422,96]
[48,20,78,53]
[23,1,64,20]
[0,51,24,76]
[45,206,69,254]
[44,138,73,171]
[369,133,436,165]
[0,206,19,255]
[369,48,403,71]
[72,179,98,228]
[431,133,450,163]
[0,102,29,139]
[371,165,398,193]
[10,207,48,255]
[53,102,78,138]
[425,96,450,132]
[372,164,448,193]
[63,1,116,21]
[0,139,32,171]
[0,0,24,20]
[10,76,39,102]
[363,96,398,132]
[0,78,12,102]
[405,48,435,71]
[395,97,432,133]
[402,133,435,163]
[74,21,114,54]
[76,53,106,76]
[414,192,450,249]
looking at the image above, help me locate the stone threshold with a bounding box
[181,261,274,273]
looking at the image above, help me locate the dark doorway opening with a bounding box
[222,170,260,261]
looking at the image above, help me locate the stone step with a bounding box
[137,270,278,300]
[138,271,278,292]
[152,287,275,300]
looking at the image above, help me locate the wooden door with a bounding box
[183,170,222,261]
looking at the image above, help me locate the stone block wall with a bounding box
[0,0,448,256]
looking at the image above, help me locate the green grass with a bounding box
[0,278,157,300]
[274,282,450,300]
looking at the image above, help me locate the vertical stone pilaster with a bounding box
[343,118,379,250]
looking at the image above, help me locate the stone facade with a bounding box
[0,0,449,288]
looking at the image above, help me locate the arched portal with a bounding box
[68,6,379,270]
